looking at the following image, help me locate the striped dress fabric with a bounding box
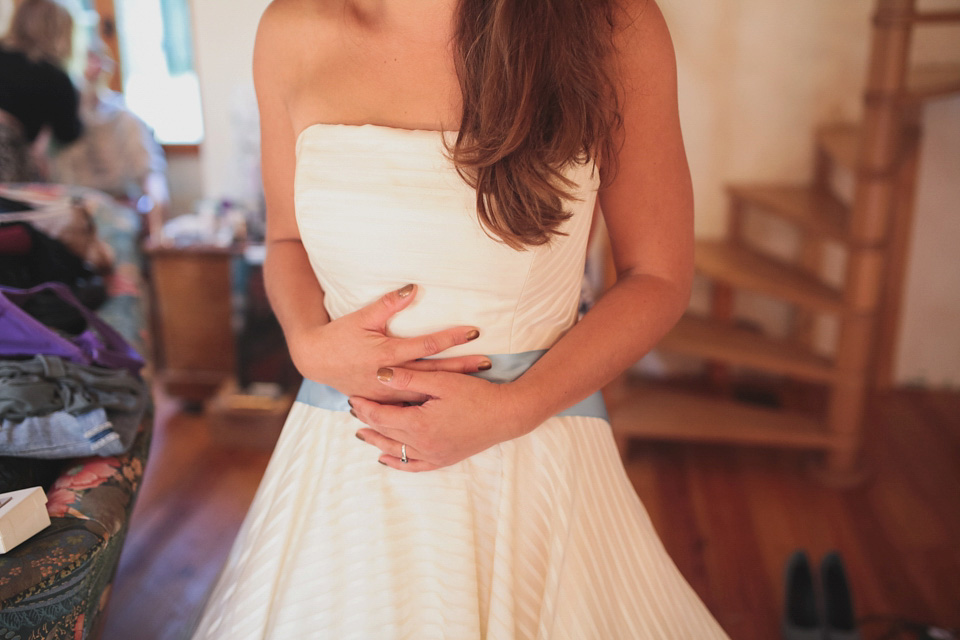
[191,124,729,639]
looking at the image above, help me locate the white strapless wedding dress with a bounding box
[191,124,729,639]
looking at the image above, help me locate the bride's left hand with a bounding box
[349,367,531,471]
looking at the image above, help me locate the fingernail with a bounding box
[377,367,394,382]
[478,359,492,371]
[350,408,358,418]
[378,460,388,466]
[397,284,414,298]
[355,431,365,441]
[466,329,480,341]
[347,399,354,408]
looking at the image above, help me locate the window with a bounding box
[79,0,203,147]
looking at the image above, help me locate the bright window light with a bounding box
[81,0,203,145]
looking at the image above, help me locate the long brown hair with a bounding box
[450,0,622,249]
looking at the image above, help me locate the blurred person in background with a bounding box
[51,34,170,237]
[0,0,82,181]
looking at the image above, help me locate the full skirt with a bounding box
[191,402,729,639]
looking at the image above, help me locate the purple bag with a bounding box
[0,282,144,375]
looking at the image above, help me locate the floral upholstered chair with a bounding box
[0,185,152,640]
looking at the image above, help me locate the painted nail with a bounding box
[377,367,394,382]
[397,284,415,298]
[355,431,365,442]
[478,359,492,371]
[466,329,480,341]
[350,408,358,418]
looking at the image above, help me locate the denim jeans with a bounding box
[0,406,140,458]
[0,355,147,458]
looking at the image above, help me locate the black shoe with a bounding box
[782,550,823,640]
[821,551,861,640]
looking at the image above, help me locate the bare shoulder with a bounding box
[612,0,677,89]
[257,0,343,41]
[253,0,343,92]
[614,0,670,44]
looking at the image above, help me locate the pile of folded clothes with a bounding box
[0,187,145,494]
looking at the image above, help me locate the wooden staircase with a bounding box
[609,0,960,483]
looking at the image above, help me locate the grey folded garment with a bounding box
[0,354,148,458]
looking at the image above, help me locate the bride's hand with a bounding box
[288,284,490,404]
[349,367,533,471]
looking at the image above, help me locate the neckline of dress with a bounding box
[296,122,458,147]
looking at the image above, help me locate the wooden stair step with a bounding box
[696,240,846,314]
[728,183,849,241]
[906,63,960,101]
[660,315,837,383]
[911,10,960,23]
[607,383,832,449]
[816,67,960,168]
[817,123,860,172]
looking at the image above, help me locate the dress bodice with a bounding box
[294,123,600,356]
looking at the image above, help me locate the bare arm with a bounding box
[509,0,692,422]
[254,3,329,342]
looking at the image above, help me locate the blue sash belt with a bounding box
[296,349,609,421]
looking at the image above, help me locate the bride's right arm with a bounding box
[254,3,328,358]
[253,4,488,404]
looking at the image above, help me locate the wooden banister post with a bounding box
[822,0,916,480]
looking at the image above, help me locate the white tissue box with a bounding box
[0,487,51,554]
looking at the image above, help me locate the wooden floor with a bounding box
[101,386,960,640]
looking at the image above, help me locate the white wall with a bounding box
[165,153,203,216]
[896,99,960,387]
[664,1,872,237]
[660,0,960,387]
[190,0,269,204]
[185,0,959,386]
[0,0,12,35]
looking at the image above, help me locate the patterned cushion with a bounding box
[0,422,150,639]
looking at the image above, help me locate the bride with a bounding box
[192,0,730,637]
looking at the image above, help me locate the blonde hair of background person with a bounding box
[2,0,73,66]
[0,0,86,180]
